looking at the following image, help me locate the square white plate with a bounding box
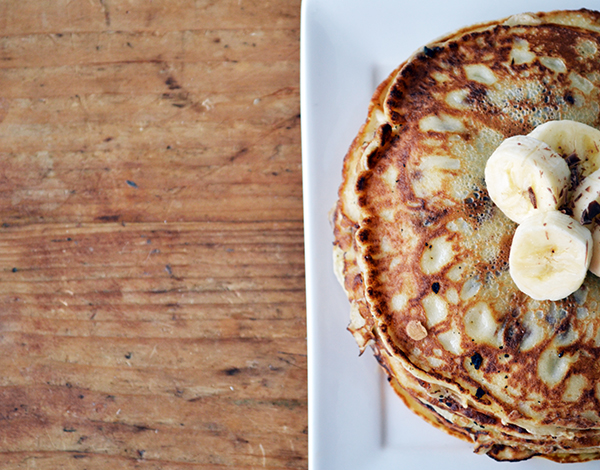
[301,1,600,469]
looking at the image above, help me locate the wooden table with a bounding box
[0,1,306,468]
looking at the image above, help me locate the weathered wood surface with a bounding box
[0,0,305,468]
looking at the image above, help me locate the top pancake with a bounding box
[335,8,600,443]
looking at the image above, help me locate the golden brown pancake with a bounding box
[333,8,600,462]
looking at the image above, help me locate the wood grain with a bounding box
[0,0,305,468]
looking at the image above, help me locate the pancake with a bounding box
[333,8,600,462]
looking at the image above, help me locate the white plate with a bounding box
[301,1,600,469]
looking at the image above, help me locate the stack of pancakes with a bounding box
[333,9,600,462]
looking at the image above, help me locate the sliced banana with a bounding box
[528,120,600,176]
[485,135,570,224]
[509,211,592,301]
[591,225,600,277]
[572,169,600,225]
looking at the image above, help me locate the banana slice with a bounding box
[528,120,600,176]
[509,211,592,301]
[572,169,600,225]
[485,135,570,224]
[591,225,600,277]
